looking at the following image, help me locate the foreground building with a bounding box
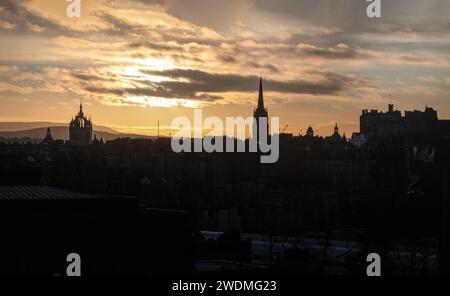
[0,185,193,275]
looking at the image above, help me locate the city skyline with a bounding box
[1,0,449,137]
[0,78,447,140]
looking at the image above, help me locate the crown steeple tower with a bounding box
[70,99,93,145]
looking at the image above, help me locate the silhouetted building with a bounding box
[350,132,368,147]
[40,127,54,145]
[438,137,450,275]
[325,123,345,144]
[92,134,104,145]
[306,126,314,137]
[0,186,193,275]
[2,94,449,275]
[69,102,92,145]
[253,77,269,143]
[360,103,441,138]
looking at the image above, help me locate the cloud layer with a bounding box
[0,0,449,136]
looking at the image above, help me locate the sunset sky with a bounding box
[0,0,449,136]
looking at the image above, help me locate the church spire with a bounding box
[257,76,264,111]
[79,98,83,115]
[253,76,269,143]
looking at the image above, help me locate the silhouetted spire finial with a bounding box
[258,76,264,110]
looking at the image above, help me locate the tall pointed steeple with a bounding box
[257,76,264,111]
[79,98,83,115]
[254,76,268,117]
[254,77,268,117]
[253,77,269,143]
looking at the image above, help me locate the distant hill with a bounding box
[0,122,118,134]
[0,126,151,142]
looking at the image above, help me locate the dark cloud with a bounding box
[254,0,450,35]
[163,0,449,51]
[127,41,182,52]
[85,68,371,101]
[103,0,167,9]
[95,11,146,36]
[72,72,118,82]
[398,55,428,64]
[134,0,166,5]
[218,43,374,65]
[113,0,167,5]
[0,0,446,112]
[85,86,125,96]
[217,54,279,72]
[0,0,72,35]
[0,1,153,38]
[295,44,373,60]
[217,54,237,64]
[244,62,279,73]
[0,0,20,14]
[164,0,250,32]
